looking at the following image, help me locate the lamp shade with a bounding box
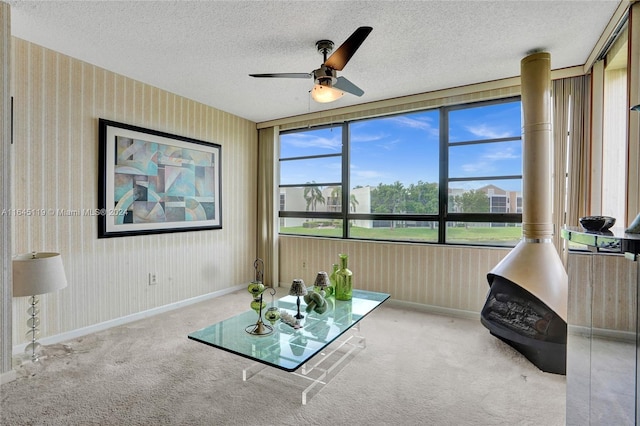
[313,271,329,289]
[311,83,344,103]
[13,252,68,297]
[289,279,308,297]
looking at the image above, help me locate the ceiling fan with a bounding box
[249,26,373,103]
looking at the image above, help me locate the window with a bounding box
[279,97,522,246]
[279,125,344,237]
[445,100,523,245]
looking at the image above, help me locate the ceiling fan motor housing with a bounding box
[314,65,337,86]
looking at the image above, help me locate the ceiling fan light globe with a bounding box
[311,84,344,103]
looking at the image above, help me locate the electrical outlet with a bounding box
[302,261,306,269]
[149,273,158,285]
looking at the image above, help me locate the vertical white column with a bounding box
[0,0,13,381]
[520,51,553,240]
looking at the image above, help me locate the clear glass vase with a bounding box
[328,263,339,297]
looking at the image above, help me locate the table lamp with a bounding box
[13,252,68,362]
[313,271,330,296]
[289,279,308,319]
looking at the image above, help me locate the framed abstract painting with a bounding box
[98,119,222,238]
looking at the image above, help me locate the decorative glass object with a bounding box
[328,263,339,297]
[247,280,265,297]
[264,287,280,325]
[335,254,353,301]
[265,307,280,325]
[245,258,273,336]
[250,297,267,314]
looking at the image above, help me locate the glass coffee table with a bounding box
[188,289,390,404]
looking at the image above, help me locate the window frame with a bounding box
[278,96,523,246]
[279,123,347,235]
[441,98,523,243]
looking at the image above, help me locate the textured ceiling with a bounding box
[8,1,621,123]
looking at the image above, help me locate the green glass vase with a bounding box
[335,254,353,301]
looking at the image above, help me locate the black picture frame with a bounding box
[98,119,222,238]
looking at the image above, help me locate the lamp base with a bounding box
[245,320,274,336]
[25,295,42,362]
[295,295,305,319]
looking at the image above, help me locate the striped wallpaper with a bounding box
[1,3,12,377]
[280,236,510,313]
[10,38,258,347]
[280,236,638,332]
[7,36,637,358]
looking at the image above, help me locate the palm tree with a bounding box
[303,182,325,211]
[328,186,359,212]
[350,194,359,212]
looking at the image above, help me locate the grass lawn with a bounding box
[280,224,522,245]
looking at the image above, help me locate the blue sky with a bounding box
[281,100,522,192]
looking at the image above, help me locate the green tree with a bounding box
[371,181,406,214]
[405,181,439,214]
[454,189,489,213]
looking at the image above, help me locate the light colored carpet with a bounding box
[1,288,566,425]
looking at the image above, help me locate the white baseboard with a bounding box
[388,302,637,343]
[12,284,245,356]
[386,298,481,321]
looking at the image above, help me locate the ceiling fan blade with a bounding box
[249,73,312,79]
[334,76,364,97]
[324,26,372,71]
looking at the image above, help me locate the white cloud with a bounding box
[459,146,520,174]
[385,116,438,137]
[351,164,387,182]
[378,138,401,151]
[483,146,519,160]
[461,161,493,174]
[465,124,513,139]
[351,132,387,143]
[282,133,341,151]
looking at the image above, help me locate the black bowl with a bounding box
[579,216,616,232]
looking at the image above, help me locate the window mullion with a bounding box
[342,122,350,239]
[438,107,449,244]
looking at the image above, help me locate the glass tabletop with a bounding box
[188,289,390,372]
[561,226,640,255]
